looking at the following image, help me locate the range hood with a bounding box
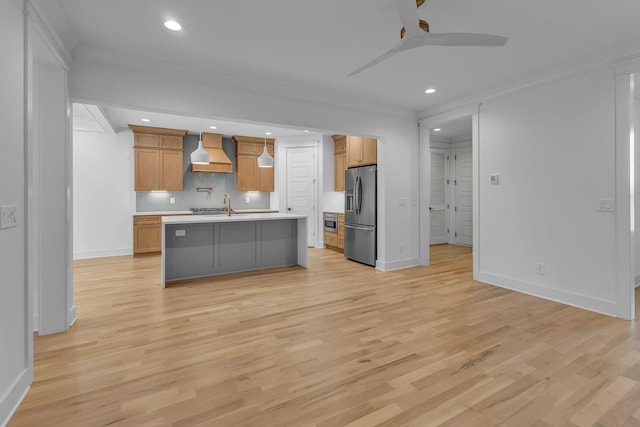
[192,132,232,173]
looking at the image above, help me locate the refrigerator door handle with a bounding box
[345,224,374,232]
[353,175,359,214]
[357,174,363,214]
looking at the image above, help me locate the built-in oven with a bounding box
[323,212,338,232]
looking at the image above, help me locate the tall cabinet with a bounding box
[332,135,346,192]
[130,125,187,191]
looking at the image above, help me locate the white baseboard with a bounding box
[0,369,31,427]
[376,258,419,272]
[73,248,132,260]
[476,271,618,317]
[68,304,77,328]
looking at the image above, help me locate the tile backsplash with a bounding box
[136,135,271,212]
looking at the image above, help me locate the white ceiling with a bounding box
[42,0,640,116]
[429,115,471,140]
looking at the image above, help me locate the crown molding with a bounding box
[25,1,72,70]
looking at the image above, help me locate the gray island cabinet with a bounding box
[161,213,308,286]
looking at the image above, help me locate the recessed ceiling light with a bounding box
[433,128,441,132]
[141,118,151,122]
[209,126,217,130]
[304,130,310,133]
[164,20,182,31]
[425,88,437,94]
[265,132,272,135]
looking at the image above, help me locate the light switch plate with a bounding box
[490,173,500,185]
[0,205,18,229]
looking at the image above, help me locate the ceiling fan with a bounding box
[347,0,508,77]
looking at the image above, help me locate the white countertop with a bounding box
[134,211,192,216]
[162,212,307,225]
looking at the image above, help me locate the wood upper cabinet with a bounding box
[344,135,377,168]
[159,150,183,191]
[332,135,346,192]
[232,135,275,192]
[130,125,187,192]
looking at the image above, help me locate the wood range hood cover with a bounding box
[192,132,232,173]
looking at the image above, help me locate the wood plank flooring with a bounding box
[9,245,640,426]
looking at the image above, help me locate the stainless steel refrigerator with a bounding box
[344,165,376,266]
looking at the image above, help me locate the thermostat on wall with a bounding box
[490,173,500,185]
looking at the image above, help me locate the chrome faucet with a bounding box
[223,193,232,216]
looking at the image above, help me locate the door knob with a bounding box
[429,207,432,211]
[287,208,291,211]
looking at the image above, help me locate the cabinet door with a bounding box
[337,214,345,249]
[361,137,377,166]
[334,152,345,191]
[236,154,257,191]
[134,223,161,253]
[160,135,183,149]
[134,133,161,148]
[135,149,160,191]
[160,150,183,191]
[346,136,363,168]
[257,162,274,192]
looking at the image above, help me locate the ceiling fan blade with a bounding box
[346,41,408,77]
[397,0,421,38]
[424,33,508,46]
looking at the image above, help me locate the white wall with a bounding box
[69,48,421,270]
[476,68,618,315]
[0,1,31,424]
[73,130,134,259]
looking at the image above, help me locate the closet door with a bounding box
[430,149,449,245]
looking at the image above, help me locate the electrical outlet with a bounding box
[536,262,545,275]
[170,197,176,204]
[245,196,250,204]
[0,205,18,229]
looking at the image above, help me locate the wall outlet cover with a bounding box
[0,205,18,229]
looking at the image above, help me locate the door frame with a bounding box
[419,106,479,272]
[275,137,321,248]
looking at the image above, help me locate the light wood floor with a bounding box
[10,245,640,426]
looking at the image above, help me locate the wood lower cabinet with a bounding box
[324,212,345,252]
[233,135,275,192]
[338,214,345,249]
[133,214,191,255]
[333,136,346,192]
[130,125,187,192]
[133,216,162,254]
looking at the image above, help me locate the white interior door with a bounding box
[430,149,449,245]
[453,147,473,246]
[286,146,316,247]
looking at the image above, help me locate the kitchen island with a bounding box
[161,213,308,286]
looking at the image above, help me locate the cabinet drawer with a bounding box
[324,231,338,247]
[134,215,161,224]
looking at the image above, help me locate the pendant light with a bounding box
[257,132,274,168]
[191,119,210,165]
